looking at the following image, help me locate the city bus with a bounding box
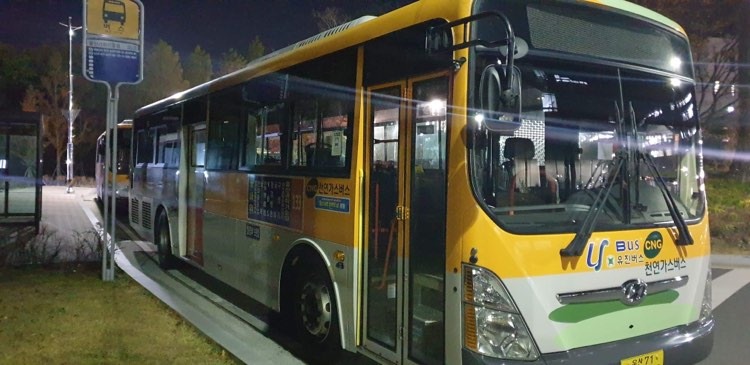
[95,119,132,205]
[129,0,713,364]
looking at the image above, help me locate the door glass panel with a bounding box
[0,134,6,214]
[7,134,37,214]
[366,86,402,350]
[187,127,206,264]
[408,77,447,364]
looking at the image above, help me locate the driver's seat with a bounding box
[503,137,540,210]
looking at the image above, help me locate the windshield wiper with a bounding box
[626,103,693,245]
[560,154,625,257]
[561,101,626,257]
[638,152,694,245]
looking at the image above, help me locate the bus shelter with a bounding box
[0,112,43,233]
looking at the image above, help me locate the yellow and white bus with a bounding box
[95,119,132,205]
[129,1,713,364]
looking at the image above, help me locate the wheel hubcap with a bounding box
[299,280,332,340]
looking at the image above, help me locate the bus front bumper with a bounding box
[462,317,714,365]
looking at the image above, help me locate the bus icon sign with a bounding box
[85,0,140,40]
[103,0,126,29]
[83,0,143,86]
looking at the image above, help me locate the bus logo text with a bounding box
[616,240,640,252]
[586,240,609,271]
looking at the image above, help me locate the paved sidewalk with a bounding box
[37,185,101,260]
[41,185,99,238]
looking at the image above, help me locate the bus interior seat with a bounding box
[502,137,546,209]
[545,141,581,201]
[504,137,539,192]
[305,143,342,167]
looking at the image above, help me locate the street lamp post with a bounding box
[60,17,81,193]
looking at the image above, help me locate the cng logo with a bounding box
[305,178,318,198]
[644,231,664,259]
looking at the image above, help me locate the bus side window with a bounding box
[207,87,242,171]
[291,99,318,167]
[206,118,239,170]
[96,137,105,163]
[291,96,349,169]
[135,129,152,165]
[257,107,284,166]
[242,113,258,168]
[320,100,348,168]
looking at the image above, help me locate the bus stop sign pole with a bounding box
[83,0,144,281]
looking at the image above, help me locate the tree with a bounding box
[730,0,750,181]
[217,48,247,77]
[120,40,189,119]
[311,7,351,31]
[184,45,213,88]
[0,43,35,111]
[631,0,744,172]
[246,36,266,63]
[20,50,69,178]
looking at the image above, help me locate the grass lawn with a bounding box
[706,175,750,255]
[0,265,240,365]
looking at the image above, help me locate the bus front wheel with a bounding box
[290,255,341,356]
[155,213,176,269]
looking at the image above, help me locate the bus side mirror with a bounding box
[478,65,521,133]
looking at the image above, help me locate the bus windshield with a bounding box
[115,131,130,173]
[473,0,693,77]
[470,57,705,234]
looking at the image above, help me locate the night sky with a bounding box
[0,0,412,59]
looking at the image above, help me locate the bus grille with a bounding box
[142,202,152,230]
[130,198,139,225]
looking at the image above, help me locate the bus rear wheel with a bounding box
[290,256,341,356]
[155,213,175,269]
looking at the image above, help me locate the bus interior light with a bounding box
[417,99,447,118]
[474,113,485,125]
[669,56,682,71]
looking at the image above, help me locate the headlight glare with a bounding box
[464,265,539,360]
[471,267,515,312]
[699,268,712,323]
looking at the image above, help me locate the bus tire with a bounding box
[155,213,176,269]
[290,253,341,357]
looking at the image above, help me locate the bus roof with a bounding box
[134,0,687,118]
[134,0,463,118]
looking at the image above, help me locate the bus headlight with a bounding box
[699,268,712,323]
[463,265,540,360]
[115,182,129,198]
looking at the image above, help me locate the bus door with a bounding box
[364,74,448,364]
[186,124,206,265]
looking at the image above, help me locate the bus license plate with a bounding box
[620,350,664,365]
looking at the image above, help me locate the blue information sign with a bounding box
[85,38,141,84]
